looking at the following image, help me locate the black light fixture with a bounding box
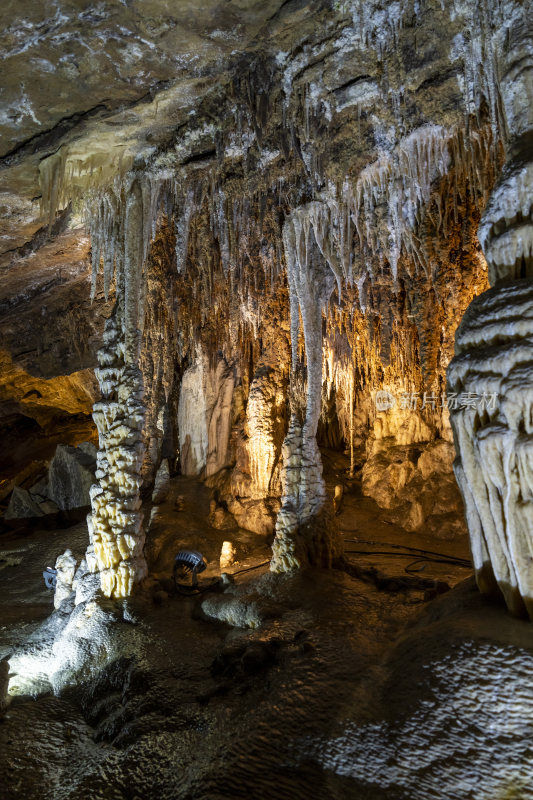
[43,567,57,590]
[173,550,208,592]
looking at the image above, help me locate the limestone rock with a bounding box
[178,357,208,476]
[245,361,287,499]
[220,541,237,570]
[201,577,282,629]
[38,499,60,515]
[29,476,49,497]
[333,485,344,515]
[228,498,280,537]
[178,352,235,478]
[417,440,456,481]
[53,549,78,610]
[362,436,464,535]
[4,486,44,519]
[78,442,97,459]
[47,444,96,511]
[448,281,533,618]
[205,358,236,478]
[208,501,235,531]
[72,559,101,607]
[151,459,170,505]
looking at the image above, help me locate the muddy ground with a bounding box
[1,459,532,800]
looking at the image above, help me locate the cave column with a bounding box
[86,181,148,598]
[447,17,533,618]
[271,209,343,571]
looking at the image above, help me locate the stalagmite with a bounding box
[86,179,149,598]
[53,549,77,610]
[447,4,533,618]
[271,206,343,572]
[88,315,148,598]
[448,283,533,618]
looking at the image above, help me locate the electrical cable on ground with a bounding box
[230,560,271,576]
[175,560,271,595]
[344,539,472,574]
[344,539,472,572]
[343,537,471,565]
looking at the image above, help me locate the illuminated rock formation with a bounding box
[178,351,235,478]
[53,549,77,610]
[88,315,147,598]
[447,2,533,617]
[86,180,149,599]
[1,0,530,594]
[271,207,343,571]
[178,355,209,476]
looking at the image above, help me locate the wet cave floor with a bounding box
[1,456,533,800]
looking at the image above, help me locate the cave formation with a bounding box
[1,1,533,798]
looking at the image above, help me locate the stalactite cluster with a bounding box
[18,0,529,596]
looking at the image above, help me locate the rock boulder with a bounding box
[46,444,96,511]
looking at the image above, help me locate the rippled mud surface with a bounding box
[1,475,533,800]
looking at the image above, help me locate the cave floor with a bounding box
[1,464,533,800]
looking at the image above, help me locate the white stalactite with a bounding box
[271,205,342,572]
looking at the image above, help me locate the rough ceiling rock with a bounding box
[0,0,327,205]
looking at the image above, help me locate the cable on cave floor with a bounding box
[230,560,271,576]
[343,537,472,565]
[176,543,469,594]
[175,560,271,596]
[343,548,472,574]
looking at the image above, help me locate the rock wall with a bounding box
[178,352,236,478]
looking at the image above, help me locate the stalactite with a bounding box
[28,0,516,594]
[271,206,343,572]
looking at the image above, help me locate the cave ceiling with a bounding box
[0,0,526,483]
[0,0,482,247]
[0,0,330,233]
